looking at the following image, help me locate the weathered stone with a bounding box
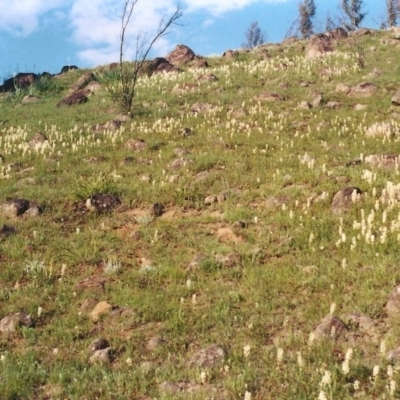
[214,252,241,267]
[24,203,44,217]
[75,276,108,292]
[204,195,217,205]
[88,338,110,353]
[86,194,121,213]
[313,315,349,341]
[150,203,165,217]
[336,82,351,94]
[253,92,284,102]
[348,82,378,97]
[331,187,362,214]
[386,285,400,318]
[146,335,166,351]
[364,154,400,169]
[90,301,113,322]
[305,34,334,59]
[166,44,196,65]
[0,313,33,332]
[365,122,396,138]
[326,101,340,109]
[60,65,78,74]
[22,95,40,104]
[297,101,312,110]
[222,49,238,59]
[187,253,207,271]
[70,72,96,93]
[1,199,30,218]
[57,89,89,107]
[190,102,216,113]
[190,344,226,367]
[325,27,348,39]
[387,346,400,362]
[125,138,146,151]
[391,89,400,105]
[89,347,113,364]
[0,224,16,239]
[29,132,48,148]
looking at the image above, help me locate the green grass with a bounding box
[2,29,400,399]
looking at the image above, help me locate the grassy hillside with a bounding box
[2,29,400,399]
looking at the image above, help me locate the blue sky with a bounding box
[0,0,389,80]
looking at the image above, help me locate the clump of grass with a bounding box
[70,170,121,200]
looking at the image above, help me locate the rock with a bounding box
[311,91,323,107]
[146,335,166,351]
[387,346,400,362]
[158,381,225,397]
[166,44,196,65]
[0,73,38,92]
[253,92,284,102]
[191,58,209,69]
[88,338,110,353]
[168,158,192,170]
[125,138,146,151]
[144,57,180,75]
[365,122,396,138]
[222,49,238,59]
[190,102,216,113]
[1,199,30,217]
[341,312,379,342]
[150,203,165,217]
[353,28,371,37]
[198,73,218,82]
[57,89,89,107]
[305,34,334,59]
[331,187,362,214]
[29,132,48,148]
[336,82,351,94]
[204,195,217,205]
[84,81,101,93]
[325,27,348,39]
[386,285,400,318]
[158,381,182,395]
[60,65,78,74]
[354,104,367,111]
[90,301,113,322]
[348,82,378,98]
[89,347,113,364]
[75,276,108,292]
[214,252,241,267]
[187,253,207,271]
[93,120,122,133]
[391,89,400,105]
[0,224,16,239]
[70,72,96,93]
[0,313,33,332]
[313,315,348,341]
[86,194,121,213]
[190,344,226,367]
[195,171,210,181]
[24,203,44,217]
[22,95,40,104]
[297,101,312,110]
[216,227,244,244]
[364,154,400,169]
[326,101,340,109]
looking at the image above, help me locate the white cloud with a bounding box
[69,0,180,65]
[184,0,288,15]
[0,0,69,36]
[0,0,288,66]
